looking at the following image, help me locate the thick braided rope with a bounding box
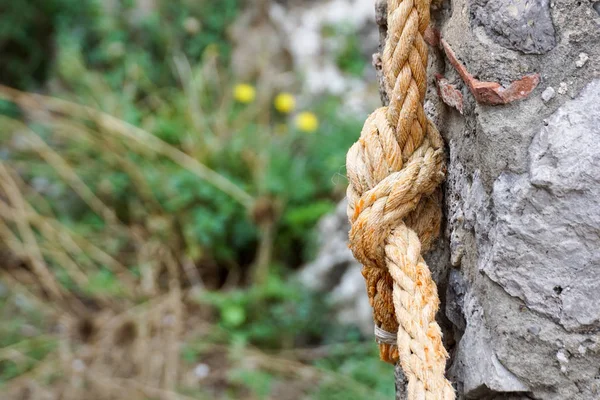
[346,0,454,398]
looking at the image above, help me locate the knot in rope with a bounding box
[347,108,445,269]
[345,0,454,398]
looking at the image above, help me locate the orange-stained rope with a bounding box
[346,0,454,398]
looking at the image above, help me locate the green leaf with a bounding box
[221,304,246,328]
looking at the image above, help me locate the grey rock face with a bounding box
[449,290,529,397]
[437,0,600,398]
[487,81,600,332]
[471,0,556,54]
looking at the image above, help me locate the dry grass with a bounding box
[0,85,238,399]
[0,160,189,398]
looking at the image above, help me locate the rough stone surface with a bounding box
[486,81,600,332]
[449,288,530,397]
[471,0,557,54]
[437,0,600,398]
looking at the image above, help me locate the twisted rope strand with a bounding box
[346,0,454,398]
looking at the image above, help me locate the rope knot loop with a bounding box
[347,108,445,271]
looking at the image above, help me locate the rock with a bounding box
[231,0,381,116]
[446,269,467,331]
[557,81,568,95]
[193,363,210,380]
[230,4,291,83]
[482,80,600,330]
[485,80,600,331]
[434,0,600,397]
[395,365,408,400]
[575,52,589,68]
[541,87,555,102]
[471,0,557,54]
[449,287,529,397]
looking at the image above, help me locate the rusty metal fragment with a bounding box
[441,39,540,105]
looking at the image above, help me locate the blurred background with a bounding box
[0,1,389,399]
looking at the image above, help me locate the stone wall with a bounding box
[424,0,600,398]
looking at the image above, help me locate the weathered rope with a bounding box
[346,0,454,398]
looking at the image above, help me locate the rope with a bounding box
[346,0,454,398]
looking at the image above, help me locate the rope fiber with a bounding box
[346,0,455,398]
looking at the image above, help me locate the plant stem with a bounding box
[252,221,274,285]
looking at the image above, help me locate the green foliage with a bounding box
[6,65,361,274]
[1,0,364,275]
[229,369,274,399]
[224,335,394,400]
[77,0,242,89]
[189,274,393,400]
[0,0,101,89]
[199,273,338,348]
[336,36,367,77]
[312,349,395,399]
[0,0,241,90]
[85,269,126,296]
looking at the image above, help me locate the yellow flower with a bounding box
[295,112,319,133]
[274,92,296,114]
[234,83,256,104]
